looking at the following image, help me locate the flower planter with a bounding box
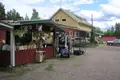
[36,51,45,62]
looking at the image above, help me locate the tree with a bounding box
[110,26,115,36]
[20,17,24,20]
[90,26,95,43]
[103,26,116,36]
[0,2,6,20]
[25,14,29,20]
[6,9,22,20]
[31,9,40,20]
[95,27,103,34]
[104,29,114,36]
[115,23,120,39]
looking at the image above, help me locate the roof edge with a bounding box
[50,8,62,20]
[0,22,13,29]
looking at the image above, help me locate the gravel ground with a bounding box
[1,45,120,80]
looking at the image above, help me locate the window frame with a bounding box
[55,19,59,22]
[62,19,67,21]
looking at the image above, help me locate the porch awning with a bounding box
[0,22,13,29]
[59,24,90,34]
[7,20,65,32]
[59,24,80,31]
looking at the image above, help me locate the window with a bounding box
[87,33,89,37]
[76,32,78,36]
[62,19,66,21]
[75,32,78,37]
[70,31,73,36]
[55,19,59,22]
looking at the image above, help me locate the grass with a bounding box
[0,67,14,73]
[45,64,54,71]
[0,63,45,77]
[0,67,18,79]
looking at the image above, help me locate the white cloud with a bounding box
[1,0,19,5]
[74,0,94,6]
[89,21,112,30]
[76,8,120,29]
[78,10,104,20]
[1,0,120,29]
[50,0,65,3]
[6,5,58,19]
[1,0,44,5]
[77,10,108,29]
[95,0,101,3]
[100,4,120,17]
[109,0,120,8]
[93,21,108,29]
[90,18,120,30]
[97,0,120,29]
[109,17,117,21]
[20,0,44,4]
[1,0,58,19]
[54,3,80,12]
[1,0,95,19]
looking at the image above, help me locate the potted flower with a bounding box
[35,25,45,62]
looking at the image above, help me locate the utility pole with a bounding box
[91,14,93,26]
[90,14,95,43]
[60,0,62,8]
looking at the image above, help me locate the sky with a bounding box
[0,0,120,30]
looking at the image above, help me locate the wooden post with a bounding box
[53,28,56,57]
[10,29,15,67]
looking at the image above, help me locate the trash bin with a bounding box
[36,51,45,62]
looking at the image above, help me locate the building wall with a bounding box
[52,10,78,28]
[0,30,6,41]
[78,23,92,32]
[102,36,116,41]
[52,10,92,32]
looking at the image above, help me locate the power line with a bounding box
[91,14,93,26]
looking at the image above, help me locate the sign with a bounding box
[65,29,72,38]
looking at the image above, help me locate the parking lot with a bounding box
[1,45,120,80]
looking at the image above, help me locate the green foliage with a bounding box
[6,9,22,20]
[115,23,120,39]
[91,27,103,43]
[90,27,95,43]
[31,9,40,20]
[103,23,120,39]
[103,26,115,36]
[0,2,6,20]
[95,27,103,34]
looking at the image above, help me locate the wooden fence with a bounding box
[15,49,36,66]
[0,51,10,66]
[0,48,54,66]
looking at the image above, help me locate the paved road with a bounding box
[3,45,120,80]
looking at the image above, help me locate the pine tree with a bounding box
[6,9,22,20]
[25,14,29,20]
[0,2,6,20]
[31,9,40,20]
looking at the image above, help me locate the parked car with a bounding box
[107,39,120,46]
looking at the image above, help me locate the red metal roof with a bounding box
[102,36,116,41]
